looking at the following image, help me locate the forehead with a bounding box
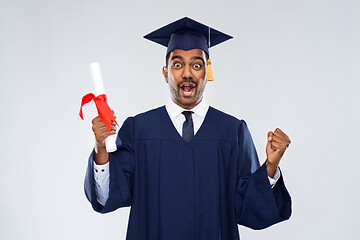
[169,49,206,60]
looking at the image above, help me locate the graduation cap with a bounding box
[143,17,233,81]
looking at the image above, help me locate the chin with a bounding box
[179,98,199,108]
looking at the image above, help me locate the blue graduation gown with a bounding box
[84,106,291,240]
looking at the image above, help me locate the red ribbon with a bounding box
[79,93,118,132]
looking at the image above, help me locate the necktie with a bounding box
[182,111,194,142]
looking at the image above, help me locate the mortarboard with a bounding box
[143,17,233,81]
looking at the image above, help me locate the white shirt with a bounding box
[93,99,280,206]
[165,98,209,136]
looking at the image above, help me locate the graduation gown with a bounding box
[84,106,291,240]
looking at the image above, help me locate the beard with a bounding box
[170,80,204,107]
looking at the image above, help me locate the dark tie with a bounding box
[182,111,194,142]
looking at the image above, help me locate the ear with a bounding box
[162,66,168,83]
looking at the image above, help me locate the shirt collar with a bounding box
[166,98,209,119]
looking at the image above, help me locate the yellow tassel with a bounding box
[206,58,214,81]
[206,27,214,81]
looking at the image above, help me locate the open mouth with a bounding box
[180,83,195,96]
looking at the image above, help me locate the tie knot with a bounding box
[182,111,193,120]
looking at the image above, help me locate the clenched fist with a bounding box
[92,111,117,149]
[266,128,291,178]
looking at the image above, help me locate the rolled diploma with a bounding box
[89,62,117,153]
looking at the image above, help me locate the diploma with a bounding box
[89,62,117,153]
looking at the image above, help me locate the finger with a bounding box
[98,131,111,141]
[94,127,110,137]
[92,116,102,124]
[273,131,289,140]
[274,128,285,134]
[274,128,290,140]
[100,126,115,134]
[271,149,284,159]
[92,124,108,132]
[92,119,106,128]
[112,110,117,119]
[98,124,116,134]
[98,128,116,137]
[266,131,274,153]
[267,131,274,142]
[273,133,291,144]
[270,141,289,152]
[272,134,291,144]
[271,140,289,148]
[94,130,113,142]
[111,121,117,130]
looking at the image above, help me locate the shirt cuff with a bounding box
[94,161,110,206]
[268,168,281,188]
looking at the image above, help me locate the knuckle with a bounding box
[93,116,99,121]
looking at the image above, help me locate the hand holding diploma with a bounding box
[79,62,118,154]
[91,112,117,149]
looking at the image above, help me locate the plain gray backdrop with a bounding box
[1,0,359,239]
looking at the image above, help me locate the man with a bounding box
[84,17,292,240]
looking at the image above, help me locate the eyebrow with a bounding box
[191,56,205,64]
[171,55,205,64]
[171,55,183,61]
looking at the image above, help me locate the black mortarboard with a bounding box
[144,17,232,55]
[143,17,233,81]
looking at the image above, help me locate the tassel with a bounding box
[206,27,214,81]
[206,58,214,81]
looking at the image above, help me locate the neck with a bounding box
[172,97,203,110]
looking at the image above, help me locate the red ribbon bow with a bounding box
[79,93,118,132]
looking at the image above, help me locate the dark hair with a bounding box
[165,51,209,67]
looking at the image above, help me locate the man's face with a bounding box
[163,49,207,110]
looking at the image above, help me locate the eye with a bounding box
[193,63,202,69]
[173,62,182,68]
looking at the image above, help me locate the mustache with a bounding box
[177,78,197,88]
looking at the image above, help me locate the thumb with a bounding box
[266,131,274,154]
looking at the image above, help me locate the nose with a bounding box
[182,65,192,79]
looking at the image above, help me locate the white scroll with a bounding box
[89,62,117,153]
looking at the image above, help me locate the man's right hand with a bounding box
[91,111,117,165]
[92,116,117,148]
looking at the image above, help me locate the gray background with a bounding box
[1,0,359,239]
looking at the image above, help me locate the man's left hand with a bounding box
[266,128,291,178]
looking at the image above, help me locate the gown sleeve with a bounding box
[234,120,292,229]
[84,117,135,213]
